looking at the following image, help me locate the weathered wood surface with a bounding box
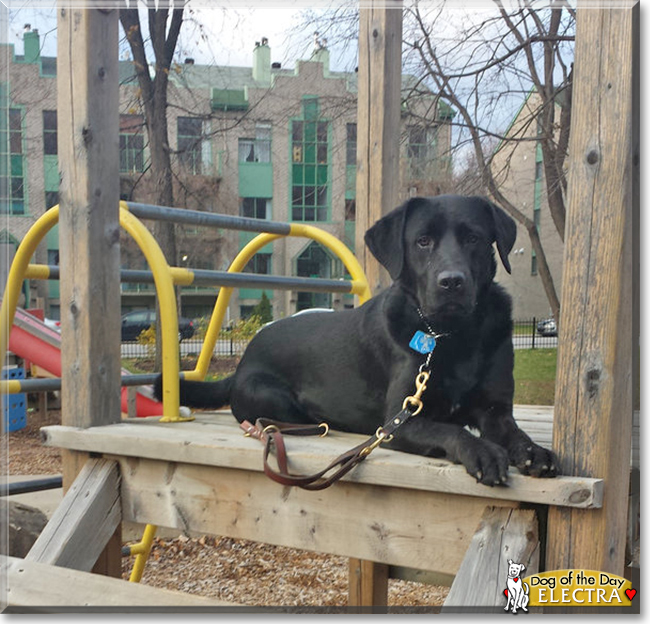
[41,411,603,509]
[26,458,120,573]
[57,5,122,577]
[349,558,389,609]
[115,456,513,576]
[2,556,237,608]
[443,507,539,609]
[355,1,403,295]
[546,4,638,576]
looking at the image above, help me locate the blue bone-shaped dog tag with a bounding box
[409,330,436,354]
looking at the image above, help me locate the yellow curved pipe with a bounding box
[189,228,371,381]
[118,204,188,422]
[0,206,61,362]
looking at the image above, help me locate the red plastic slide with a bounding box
[7,307,163,417]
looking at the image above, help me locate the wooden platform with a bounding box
[41,409,604,579]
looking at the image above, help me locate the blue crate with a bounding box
[2,367,27,432]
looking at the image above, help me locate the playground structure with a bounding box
[1,2,638,612]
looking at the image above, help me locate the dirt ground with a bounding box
[5,402,449,609]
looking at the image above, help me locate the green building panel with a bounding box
[239,162,273,197]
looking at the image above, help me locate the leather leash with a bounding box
[240,370,430,490]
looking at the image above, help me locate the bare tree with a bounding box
[403,0,575,320]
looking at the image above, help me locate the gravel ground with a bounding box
[6,407,449,608]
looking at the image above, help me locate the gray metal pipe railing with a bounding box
[36,266,354,294]
[127,202,293,235]
[12,373,162,393]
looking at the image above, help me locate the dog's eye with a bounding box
[465,233,479,245]
[416,236,433,249]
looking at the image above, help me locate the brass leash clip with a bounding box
[401,370,430,415]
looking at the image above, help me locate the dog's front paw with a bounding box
[458,437,510,486]
[153,373,163,402]
[510,441,558,478]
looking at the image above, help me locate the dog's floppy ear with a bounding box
[481,198,517,274]
[364,199,411,280]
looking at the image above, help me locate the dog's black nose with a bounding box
[437,271,466,291]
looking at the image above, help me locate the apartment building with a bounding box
[1,28,453,322]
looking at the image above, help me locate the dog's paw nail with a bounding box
[526,446,532,452]
[542,465,548,471]
[476,470,483,481]
[525,459,532,466]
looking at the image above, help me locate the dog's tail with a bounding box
[153,374,234,409]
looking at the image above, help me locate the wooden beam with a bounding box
[26,458,120,573]
[57,5,122,579]
[2,556,237,609]
[443,507,539,609]
[116,456,516,577]
[355,0,403,294]
[546,4,638,576]
[41,415,605,509]
[57,8,121,429]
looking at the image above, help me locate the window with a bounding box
[346,123,357,166]
[243,253,271,275]
[407,125,438,179]
[296,242,332,310]
[0,108,25,215]
[43,110,57,155]
[177,116,203,174]
[241,197,271,220]
[120,115,145,173]
[45,191,59,209]
[238,122,271,163]
[531,251,538,276]
[535,161,543,180]
[291,99,329,222]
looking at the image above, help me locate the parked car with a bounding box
[536,317,557,337]
[121,310,195,342]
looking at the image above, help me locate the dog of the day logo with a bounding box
[503,565,637,611]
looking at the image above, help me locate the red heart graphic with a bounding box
[514,577,519,582]
[504,589,508,597]
[625,589,637,601]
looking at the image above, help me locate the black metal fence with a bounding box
[512,318,558,350]
[120,333,250,360]
[120,317,557,360]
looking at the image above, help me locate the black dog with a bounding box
[156,195,557,485]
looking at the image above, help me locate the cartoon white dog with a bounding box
[504,559,529,613]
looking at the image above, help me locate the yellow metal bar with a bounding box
[190,228,371,381]
[289,223,372,304]
[23,264,54,280]
[190,233,281,381]
[0,380,22,394]
[118,203,189,423]
[0,206,60,365]
[128,523,158,583]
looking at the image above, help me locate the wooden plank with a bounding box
[443,507,539,609]
[116,456,516,577]
[41,414,604,509]
[349,558,389,609]
[2,556,236,608]
[546,4,638,576]
[26,458,120,572]
[355,1,403,294]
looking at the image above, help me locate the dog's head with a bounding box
[365,195,516,325]
[507,559,526,578]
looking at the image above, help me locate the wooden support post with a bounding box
[546,3,638,576]
[351,1,403,607]
[443,507,539,609]
[26,458,121,572]
[348,558,389,610]
[57,7,121,576]
[355,0,403,295]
